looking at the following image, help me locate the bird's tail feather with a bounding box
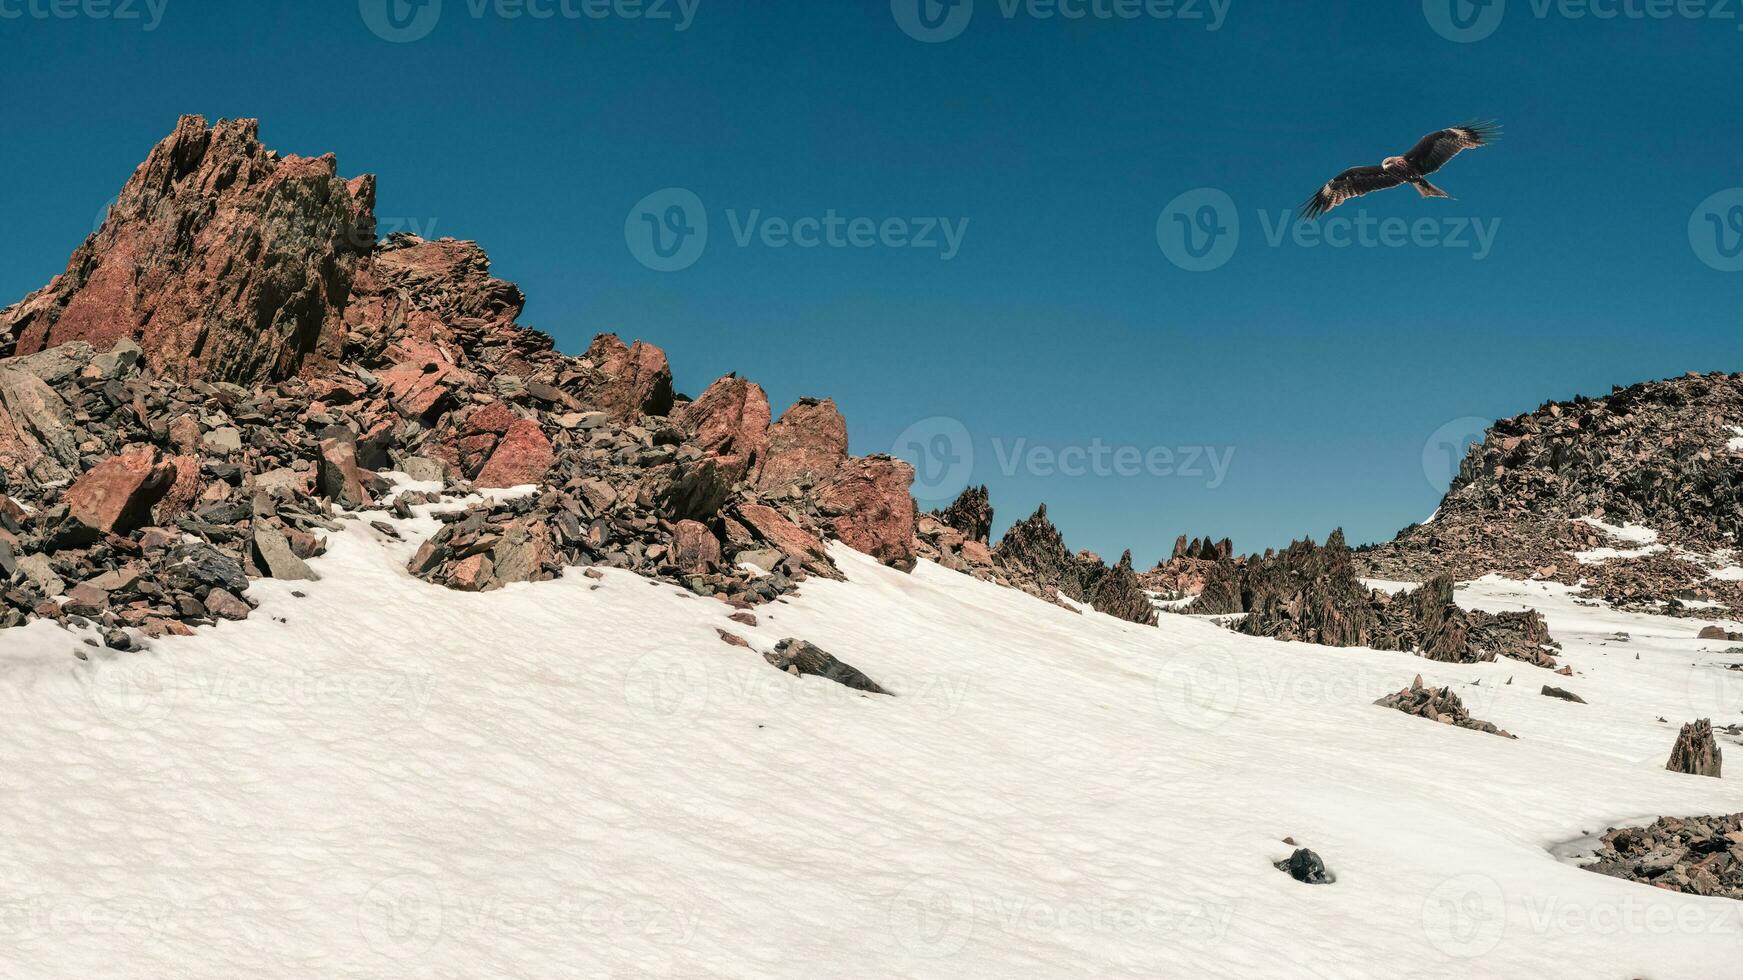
[1414,179,1451,199]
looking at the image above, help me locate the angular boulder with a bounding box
[579,334,675,420]
[815,456,918,572]
[678,375,770,483]
[61,444,177,535]
[757,397,847,490]
[473,419,553,489]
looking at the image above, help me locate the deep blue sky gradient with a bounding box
[3,0,1740,564]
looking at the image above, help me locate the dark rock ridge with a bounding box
[1230,532,1558,668]
[1375,675,1516,739]
[1584,814,1743,899]
[0,117,927,637]
[1358,372,1743,611]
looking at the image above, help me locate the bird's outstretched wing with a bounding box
[1300,166,1406,220]
[1404,121,1500,176]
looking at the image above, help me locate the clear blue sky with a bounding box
[4,0,1740,565]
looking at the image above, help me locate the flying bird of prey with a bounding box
[1299,122,1500,220]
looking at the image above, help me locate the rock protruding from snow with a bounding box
[1375,675,1516,739]
[1275,848,1333,884]
[1233,534,1559,667]
[1585,813,1743,898]
[1667,719,1723,778]
[765,638,890,695]
[1081,550,1157,626]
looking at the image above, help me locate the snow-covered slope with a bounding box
[5,489,1743,978]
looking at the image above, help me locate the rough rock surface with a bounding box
[1275,848,1333,884]
[1,116,375,383]
[1584,813,1743,899]
[0,117,930,643]
[1081,550,1157,626]
[1236,533,1559,668]
[933,484,993,544]
[1375,675,1516,739]
[1359,372,1743,611]
[1667,719,1723,777]
[764,638,890,695]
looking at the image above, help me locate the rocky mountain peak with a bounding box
[2,115,377,384]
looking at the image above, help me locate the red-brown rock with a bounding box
[757,397,848,490]
[580,334,675,420]
[1,116,376,382]
[815,456,918,572]
[318,435,373,509]
[153,455,203,521]
[735,503,836,577]
[474,419,554,488]
[679,376,771,482]
[671,519,722,573]
[61,444,177,535]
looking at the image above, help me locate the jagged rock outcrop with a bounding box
[0,117,929,641]
[1237,532,1558,667]
[1082,550,1157,626]
[1,116,376,383]
[1375,675,1515,739]
[993,504,1089,605]
[934,484,993,544]
[1667,719,1723,777]
[985,504,1157,626]
[1360,372,1743,610]
[1140,534,1244,612]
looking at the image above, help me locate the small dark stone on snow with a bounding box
[1275,848,1333,884]
[1541,685,1586,703]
